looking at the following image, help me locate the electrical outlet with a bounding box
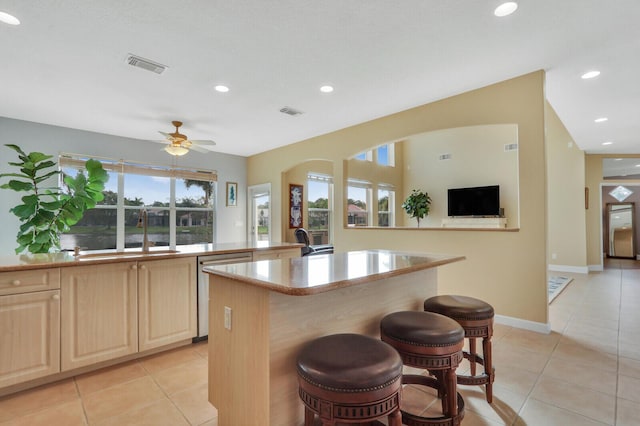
[224,306,232,330]
[551,253,557,260]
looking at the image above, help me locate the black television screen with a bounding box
[447,185,500,217]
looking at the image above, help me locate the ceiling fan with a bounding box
[155,120,216,156]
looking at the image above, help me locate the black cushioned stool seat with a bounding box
[380,311,465,426]
[296,333,403,426]
[424,295,495,403]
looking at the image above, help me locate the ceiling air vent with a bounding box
[504,143,518,152]
[279,106,304,116]
[125,54,167,74]
[439,153,452,160]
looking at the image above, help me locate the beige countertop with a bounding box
[204,249,465,296]
[0,241,302,272]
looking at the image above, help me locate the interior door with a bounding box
[248,183,271,244]
[606,203,636,258]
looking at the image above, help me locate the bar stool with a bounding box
[424,295,495,403]
[296,333,403,426]
[380,311,465,426]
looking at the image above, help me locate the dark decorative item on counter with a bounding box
[0,144,109,254]
[401,189,432,227]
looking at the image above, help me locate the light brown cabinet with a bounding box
[138,257,197,351]
[60,262,138,371]
[0,289,60,388]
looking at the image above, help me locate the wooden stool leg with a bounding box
[445,368,458,418]
[483,336,493,403]
[304,407,315,426]
[469,337,477,376]
[388,408,402,426]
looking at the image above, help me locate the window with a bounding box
[307,174,332,244]
[377,186,395,227]
[347,180,371,227]
[59,155,216,251]
[376,143,395,167]
[354,150,372,161]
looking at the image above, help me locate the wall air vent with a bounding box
[504,143,519,152]
[125,54,167,74]
[279,106,304,116]
[439,153,452,160]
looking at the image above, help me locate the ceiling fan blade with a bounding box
[149,139,170,144]
[190,140,216,146]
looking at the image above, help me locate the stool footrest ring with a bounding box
[400,374,465,426]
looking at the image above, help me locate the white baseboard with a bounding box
[494,314,551,335]
[589,264,604,272]
[548,264,589,274]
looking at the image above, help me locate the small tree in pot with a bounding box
[401,189,432,227]
[0,144,109,254]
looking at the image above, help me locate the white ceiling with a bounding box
[1,0,639,157]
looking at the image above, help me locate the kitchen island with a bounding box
[204,249,464,426]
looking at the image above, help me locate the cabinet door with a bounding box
[252,248,301,261]
[61,263,138,371]
[138,257,197,351]
[0,290,60,388]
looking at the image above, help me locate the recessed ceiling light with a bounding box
[214,85,229,93]
[602,141,613,146]
[636,164,640,167]
[594,117,608,123]
[581,70,600,79]
[320,85,334,93]
[494,2,518,17]
[0,11,20,25]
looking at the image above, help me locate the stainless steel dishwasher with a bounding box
[196,251,253,340]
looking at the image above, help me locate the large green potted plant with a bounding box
[401,189,432,227]
[0,144,109,254]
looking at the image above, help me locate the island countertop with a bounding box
[204,249,465,296]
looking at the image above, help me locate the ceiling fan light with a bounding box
[164,145,189,156]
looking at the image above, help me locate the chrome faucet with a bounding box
[137,209,151,252]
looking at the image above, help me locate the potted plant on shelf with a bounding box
[401,189,432,227]
[0,144,108,254]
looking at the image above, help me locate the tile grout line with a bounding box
[72,378,91,426]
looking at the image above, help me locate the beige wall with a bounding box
[585,154,640,267]
[248,71,548,324]
[402,125,519,227]
[545,102,587,269]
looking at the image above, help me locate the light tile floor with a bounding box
[0,258,638,425]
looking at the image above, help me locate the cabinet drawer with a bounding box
[0,269,60,296]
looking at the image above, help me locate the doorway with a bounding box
[605,203,636,258]
[248,183,271,244]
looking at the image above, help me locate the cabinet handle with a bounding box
[12,280,21,286]
[131,264,138,270]
[52,294,60,300]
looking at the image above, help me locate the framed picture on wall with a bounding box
[289,184,303,228]
[226,182,238,207]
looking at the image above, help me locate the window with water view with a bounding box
[59,156,216,251]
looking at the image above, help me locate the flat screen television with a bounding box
[447,185,500,217]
